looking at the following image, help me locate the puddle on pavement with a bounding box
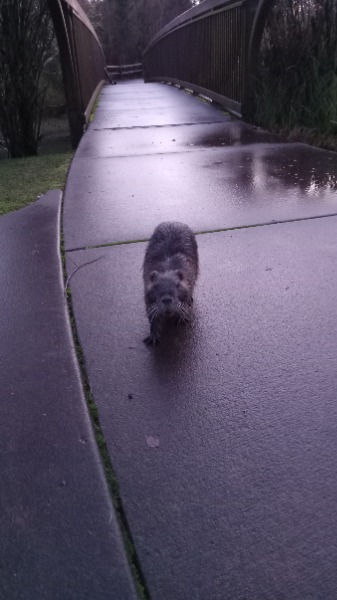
[189,121,282,148]
[204,143,337,198]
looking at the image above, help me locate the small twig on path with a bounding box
[64,256,104,295]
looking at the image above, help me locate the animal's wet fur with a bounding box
[143,222,199,345]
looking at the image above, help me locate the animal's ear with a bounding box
[176,270,184,281]
[149,271,158,282]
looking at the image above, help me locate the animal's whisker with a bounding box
[177,302,191,323]
[147,304,158,322]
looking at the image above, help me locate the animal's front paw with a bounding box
[143,334,160,346]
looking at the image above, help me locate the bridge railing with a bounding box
[143,0,268,119]
[106,62,143,80]
[47,0,106,147]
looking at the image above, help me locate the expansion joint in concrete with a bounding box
[64,211,337,254]
[91,120,227,131]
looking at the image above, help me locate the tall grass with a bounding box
[254,0,337,136]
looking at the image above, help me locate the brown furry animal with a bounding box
[143,222,199,345]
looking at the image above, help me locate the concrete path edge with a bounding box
[0,190,137,600]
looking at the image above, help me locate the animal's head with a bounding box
[145,270,190,320]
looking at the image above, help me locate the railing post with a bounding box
[242,0,273,121]
[241,0,259,121]
[47,0,85,148]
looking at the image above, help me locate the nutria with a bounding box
[143,222,199,345]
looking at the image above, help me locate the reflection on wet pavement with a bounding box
[65,82,337,250]
[205,144,337,196]
[189,120,283,147]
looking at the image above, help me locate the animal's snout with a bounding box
[161,296,175,316]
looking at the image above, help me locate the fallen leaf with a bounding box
[146,436,160,448]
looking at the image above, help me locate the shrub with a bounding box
[254,0,337,135]
[0,0,53,158]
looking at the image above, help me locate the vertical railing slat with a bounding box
[47,0,106,148]
[143,0,272,118]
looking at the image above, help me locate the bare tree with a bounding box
[0,0,53,158]
[77,0,197,64]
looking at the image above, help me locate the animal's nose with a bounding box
[161,297,172,306]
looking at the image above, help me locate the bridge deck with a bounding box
[64,80,337,599]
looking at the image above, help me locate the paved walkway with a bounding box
[0,192,137,599]
[2,79,337,599]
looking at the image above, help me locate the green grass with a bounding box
[0,151,73,216]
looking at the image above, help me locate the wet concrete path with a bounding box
[64,80,337,599]
[0,192,137,600]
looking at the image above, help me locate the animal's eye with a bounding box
[146,289,156,303]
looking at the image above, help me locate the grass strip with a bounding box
[0,152,73,216]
